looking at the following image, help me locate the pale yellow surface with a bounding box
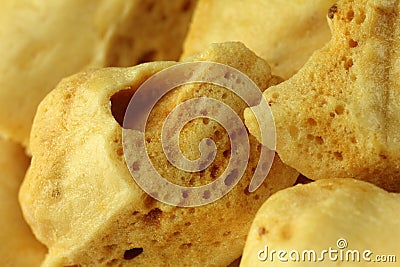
[241,179,400,267]
[245,0,400,192]
[0,137,46,267]
[182,0,337,79]
[0,0,197,147]
[20,43,298,266]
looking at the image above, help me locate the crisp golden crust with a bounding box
[20,42,298,266]
[0,0,197,147]
[241,178,400,267]
[181,0,336,79]
[246,0,400,192]
[0,137,46,267]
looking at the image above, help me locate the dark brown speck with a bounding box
[328,4,338,19]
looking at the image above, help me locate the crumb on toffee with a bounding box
[328,4,338,19]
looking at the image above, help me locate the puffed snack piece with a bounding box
[241,178,400,267]
[0,137,46,267]
[181,0,337,79]
[245,0,400,192]
[20,42,298,266]
[0,0,197,147]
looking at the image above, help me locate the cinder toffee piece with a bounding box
[182,0,337,79]
[245,0,400,192]
[0,137,46,266]
[0,0,197,147]
[241,178,400,267]
[20,42,298,266]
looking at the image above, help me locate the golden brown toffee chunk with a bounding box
[241,179,400,267]
[245,0,400,192]
[20,42,298,266]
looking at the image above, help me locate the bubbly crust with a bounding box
[181,0,337,79]
[0,137,46,266]
[0,0,197,147]
[241,178,400,267]
[20,42,298,266]
[245,0,400,192]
